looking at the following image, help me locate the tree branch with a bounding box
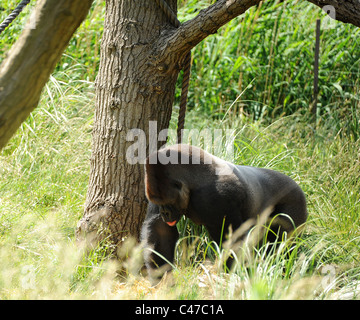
[156,0,261,64]
[158,0,360,66]
[307,0,360,28]
[0,0,93,150]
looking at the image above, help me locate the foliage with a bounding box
[0,0,359,299]
[177,0,360,128]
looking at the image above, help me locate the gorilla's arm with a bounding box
[141,202,179,279]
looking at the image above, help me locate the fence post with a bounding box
[311,18,321,122]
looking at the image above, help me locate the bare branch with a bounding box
[0,0,93,150]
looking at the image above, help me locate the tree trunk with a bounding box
[76,0,181,245]
[0,0,93,150]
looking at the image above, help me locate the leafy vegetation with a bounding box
[0,0,359,299]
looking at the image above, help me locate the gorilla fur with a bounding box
[141,144,307,280]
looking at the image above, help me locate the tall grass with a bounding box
[177,0,360,128]
[0,0,359,299]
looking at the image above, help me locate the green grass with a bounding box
[0,0,360,299]
[178,0,360,127]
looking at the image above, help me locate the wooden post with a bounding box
[312,18,321,120]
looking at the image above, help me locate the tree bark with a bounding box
[0,0,93,150]
[76,0,181,245]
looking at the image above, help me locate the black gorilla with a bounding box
[141,144,307,279]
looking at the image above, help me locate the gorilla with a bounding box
[141,144,307,280]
